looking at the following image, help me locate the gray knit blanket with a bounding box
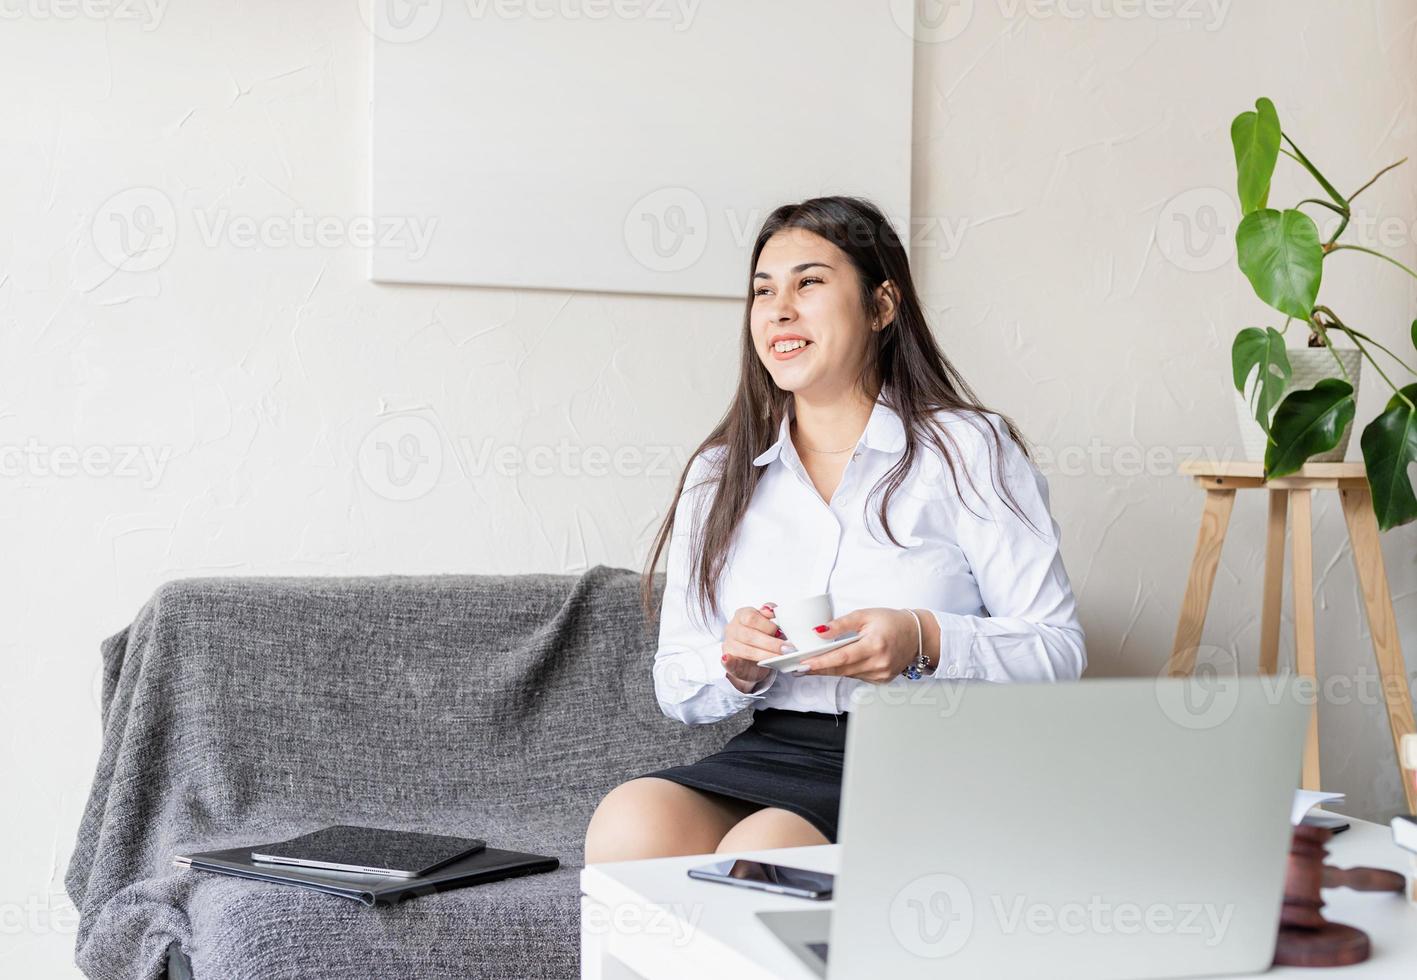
[65,566,747,979]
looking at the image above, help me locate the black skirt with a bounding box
[639,707,849,842]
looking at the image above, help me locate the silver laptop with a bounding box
[759,675,1310,979]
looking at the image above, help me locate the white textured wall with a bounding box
[2,2,1415,976]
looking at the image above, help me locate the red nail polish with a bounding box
[775,629,786,639]
[721,654,728,662]
[814,625,828,633]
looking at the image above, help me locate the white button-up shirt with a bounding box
[653,388,1087,725]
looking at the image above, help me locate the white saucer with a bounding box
[759,632,861,672]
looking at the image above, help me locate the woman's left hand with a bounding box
[797,607,921,683]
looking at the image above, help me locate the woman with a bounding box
[584,196,1086,863]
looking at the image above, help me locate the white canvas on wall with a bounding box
[369,0,914,298]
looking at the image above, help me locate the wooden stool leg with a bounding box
[1167,488,1236,677]
[1260,489,1289,675]
[1339,488,1417,814]
[1290,489,1320,791]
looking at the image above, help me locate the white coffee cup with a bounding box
[770,593,835,652]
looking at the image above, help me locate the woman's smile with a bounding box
[769,334,814,361]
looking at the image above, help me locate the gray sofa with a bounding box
[65,566,750,980]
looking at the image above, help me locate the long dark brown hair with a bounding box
[639,195,1040,635]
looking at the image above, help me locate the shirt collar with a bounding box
[751,387,908,467]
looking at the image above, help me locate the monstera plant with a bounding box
[1229,96,1417,531]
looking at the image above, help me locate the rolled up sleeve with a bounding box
[926,415,1087,683]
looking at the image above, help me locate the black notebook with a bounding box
[250,825,486,877]
[175,842,559,906]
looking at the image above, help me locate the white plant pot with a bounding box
[1233,347,1362,463]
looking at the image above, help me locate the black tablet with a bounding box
[250,825,486,878]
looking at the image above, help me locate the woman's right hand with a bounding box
[721,602,785,693]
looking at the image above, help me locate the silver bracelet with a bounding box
[901,608,929,680]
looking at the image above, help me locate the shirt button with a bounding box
[946,665,960,678]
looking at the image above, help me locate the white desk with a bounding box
[580,815,1416,980]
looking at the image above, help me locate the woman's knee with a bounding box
[584,778,748,864]
[714,807,830,854]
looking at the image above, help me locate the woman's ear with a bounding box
[873,279,901,330]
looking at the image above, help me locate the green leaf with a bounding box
[1264,378,1355,477]
[1236,209,1323,319]
[1360,384,1417,531]
[1411,317,1416,353]
[1231,98,1281,215]
[1231,327,1292,436]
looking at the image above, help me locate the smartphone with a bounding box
[686,859,834,900]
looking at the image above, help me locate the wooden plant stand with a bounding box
[1165,461,1417,813]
